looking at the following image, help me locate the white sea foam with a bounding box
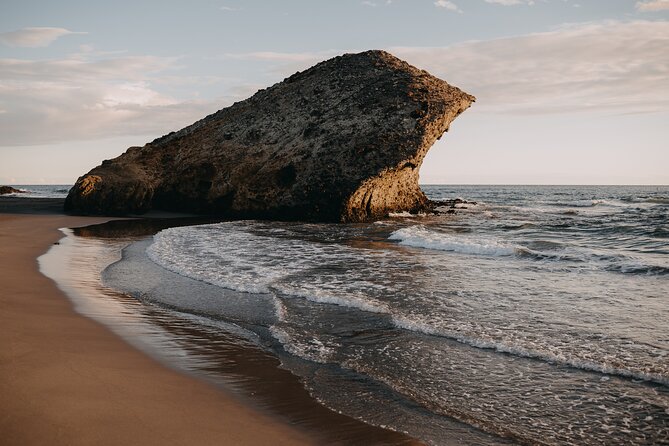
[550,199,625,208]
[147,219,669,388]
[388,211,426,218]
[275,284,390,314]
[392,315,669,386]
[148,223,392,316]
[389,226,516,256]
[388,226,669,275]
[147,226,277,294]
[269,325,334,364]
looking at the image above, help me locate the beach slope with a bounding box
[0,212,313,445]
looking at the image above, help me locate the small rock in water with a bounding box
[0,186,24,195]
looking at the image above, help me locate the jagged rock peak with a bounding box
[65,50,475,222]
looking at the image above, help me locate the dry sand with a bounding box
[0,212,314,445]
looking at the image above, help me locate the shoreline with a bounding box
[45,220,421,445]
[0,198,418,445]
[0,211,313,445]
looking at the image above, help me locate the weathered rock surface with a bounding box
[0,186,24,195]
[65,50,474,222]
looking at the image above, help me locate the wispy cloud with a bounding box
[211,21,669,114]
[0,27,85,48]
[434,0,461,12]
[391,20,669,114]
[221,50,338,63]
[216,20,669,116]
[218,49,356,86]
[0,54,221,146]
[636,0,669,11]
[2,20,666,147]
[484,0,535,5]
[220,5,240,11]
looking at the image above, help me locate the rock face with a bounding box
[65,50,474,222]
[0,186,23,195]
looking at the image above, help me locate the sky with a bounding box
[0,0,667,185]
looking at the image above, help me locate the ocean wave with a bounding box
[273,284,390,314]
[548,199,636,209]
[392,315,669,386]
[149,224,393,314]
[607,262,669,276]
[269,325,335,364]
[146,228,275,294]
[389,226,517,256]
[388,226,669,275]
[652,227,669,238]
[549,197,669,209]
[387,211,427,218]
[644,197,669,204]
[621,196,669,205]
[499,222,538,230]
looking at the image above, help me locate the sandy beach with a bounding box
[0,204,314,445]
[2,2,666,443]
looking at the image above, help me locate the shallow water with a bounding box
[81,186,669,444]
[39,226,426,445]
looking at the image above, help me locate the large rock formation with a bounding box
[65,50,474,222]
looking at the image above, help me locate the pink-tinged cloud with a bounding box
[0,54,223,146]
[636,0,669,11]
[391,20,669,114]
[0,27,86,48]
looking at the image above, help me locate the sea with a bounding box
[42,185,669,445]
[1,184,72,198]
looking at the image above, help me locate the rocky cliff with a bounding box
[65,50,474,222]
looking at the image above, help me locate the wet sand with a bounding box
[0,205,312,445]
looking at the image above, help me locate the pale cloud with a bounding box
[362,1,378,6]
[220,5,240,11]
[0,27,85,48]
[485,0,535,5]
[0,55,175,83]
[434,0,461,11]
[222,50,338,63]
[219,50,354,84]
[3,20,666,148]
[391,20,669,114]
[0,54,222,146]
[636,0,669,11]
[219,20,669,116]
